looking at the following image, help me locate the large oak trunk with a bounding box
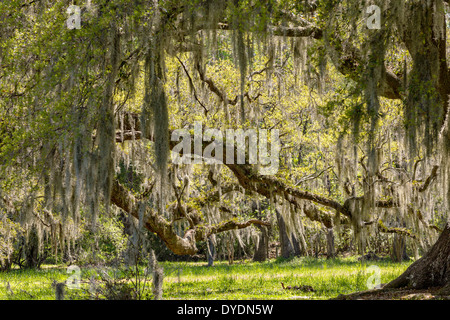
[385,223,450,292]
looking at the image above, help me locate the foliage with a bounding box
[0,0,449,298]
[75,214,129,265]
[0,212,23,270]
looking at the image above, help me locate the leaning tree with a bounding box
[1,0,450,293]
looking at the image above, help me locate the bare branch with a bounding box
[175,56,209,115]
[295,166,333,186]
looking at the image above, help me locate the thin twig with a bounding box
[175,56,209,115]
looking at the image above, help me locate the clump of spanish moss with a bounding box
[96,26,121,218]
[142,41,170,211]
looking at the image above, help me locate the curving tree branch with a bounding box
[111,178,269,255]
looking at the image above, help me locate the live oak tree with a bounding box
[1,0,450,294]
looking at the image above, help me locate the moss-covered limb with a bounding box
[115,130,142,143]
[283,193,340,229]
[377,220,417,240]
[325,32,402,100]
[269,25,323,39]
[418,165,439,192]
[224,162,355,229]
[193,218,270,242]
[114,120,350,226]
[199,20,323,40]
[225,162,351,218]
[185,172,340,232]
[300,202,334,229]
[343,194,399,209]
[111,179,269,255]
[375,198,399,208]
[111,179,198,255]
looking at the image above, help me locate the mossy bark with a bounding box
[386,223,450,291]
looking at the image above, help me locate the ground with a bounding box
[0,256,417,300]
[334,287,450,300]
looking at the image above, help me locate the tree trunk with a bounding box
[121,212,143,267]
[326,228,335,259]
[227,238,234,265]
[253,225,268,262]
[391,234,409,262]
[312,233,320,258]
[291,233,303,257]
[149,249,163,300]
[276,210,294,258]
[24,225,45,269]
[385,223,450,292]
[297,226,309,257]
[207,236,215,267]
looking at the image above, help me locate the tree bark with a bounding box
[326,228,336,259]
[391,234,409,262]
[207,236,215,267]
[253,224,269,262]
[276,210,294,259]
[24,225,45,269]
[312,233,320,258]
[291,233,303,257]
[385,223,450,291]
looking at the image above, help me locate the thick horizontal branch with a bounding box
[169,14,403,101]
[115,117,351,225]
[225,161,351,218]
[116,130,142,143]
[115,114,421,232]
[207,219,270,237]
[377,220,417,239]
[268,25,323,39]
[111,178,269,255]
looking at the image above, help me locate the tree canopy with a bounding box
[1,0,450,292]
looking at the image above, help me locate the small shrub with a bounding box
[75,215,128,265]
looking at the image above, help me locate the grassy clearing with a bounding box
[161,257,412,300]
[0,257,412,300]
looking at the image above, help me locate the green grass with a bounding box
[0,266,70,300]
[0,257,412,300]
